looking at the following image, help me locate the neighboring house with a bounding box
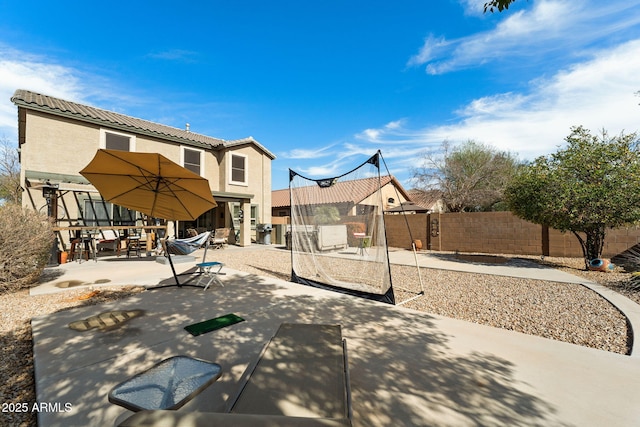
[11,89,275,247]
[271,175,411,218]
[406,189,445,213]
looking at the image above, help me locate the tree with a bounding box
[484,0,522,13]
[412,140,520,212]
[505,126,640,268]
[0,137,21,204]
[314,206,340,224]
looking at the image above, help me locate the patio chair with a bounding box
[96,230,121,256]
[210,227,231,249]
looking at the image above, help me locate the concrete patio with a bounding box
[30,247,640,426]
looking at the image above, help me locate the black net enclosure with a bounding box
[289,151,395,304]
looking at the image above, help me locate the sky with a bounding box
[1,0,639,191]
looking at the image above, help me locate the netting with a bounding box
[289,152,394,304]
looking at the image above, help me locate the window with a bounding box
[112,205,137,226]
[250,204,258,230]
[182,147,203,175]
[231,203,242,231]
[101,129,135,151]
[83,200,112,226]
[229,153,247,185]
[83,200,137,226]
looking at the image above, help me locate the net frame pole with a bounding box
[378,152,425,305]
[288,151,395,304]
[395,241,425,306]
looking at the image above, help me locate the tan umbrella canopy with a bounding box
[80,149,217,221]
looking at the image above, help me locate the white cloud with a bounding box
[281,143,338,159]
[0,46,90,138]
[406,35,449,68]
[410,0,640,75]
[302,164,344,177]
[0,45,155,140]
[458,0,488,16]
[373,39,640,162]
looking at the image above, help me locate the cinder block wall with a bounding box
[548,225,640,258]
[384,214,428,250]
[385,211,640,258]
[437,212,542,255]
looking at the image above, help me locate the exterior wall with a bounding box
[546,225,640,258]
[20,111,102,220]
[358,182,409,212]
[387,211,640,258]
[19,108,272,248]
[220,145,272,225]
[20,111,101,180]
[384,214,428,250]
[19,110,223,191]
[436,211,542,255]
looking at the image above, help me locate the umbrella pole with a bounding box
[167,252,182,287]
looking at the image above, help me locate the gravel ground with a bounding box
[1,247,638,426]
[0,286,144,427]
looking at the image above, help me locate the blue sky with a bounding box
[1,0,639,190]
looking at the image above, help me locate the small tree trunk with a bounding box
[572,231,589,269]
[573,226,606,270]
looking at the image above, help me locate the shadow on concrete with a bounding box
[30,271,571,426]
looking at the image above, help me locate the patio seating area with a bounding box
[29,249,640,427]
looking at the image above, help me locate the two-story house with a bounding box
[11,89,275,248]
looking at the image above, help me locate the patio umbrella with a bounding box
[80,149,217,221]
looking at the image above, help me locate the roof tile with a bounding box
[11,89,276,159]
[273,175,405,208]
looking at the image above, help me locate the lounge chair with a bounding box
[210,227,231,249]
[117,323,352,426]
[96,230,121,255]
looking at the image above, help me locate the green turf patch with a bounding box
[185,313,245,336]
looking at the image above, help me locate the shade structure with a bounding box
[80,149,217,221]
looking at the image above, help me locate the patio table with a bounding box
[353,233,371,256]
[108,356,222,412]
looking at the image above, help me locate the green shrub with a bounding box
[0,203,54,293]
[314,206,340,224]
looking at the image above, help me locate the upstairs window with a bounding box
[182,147,203,175]
[101,129,135,151]
[230,153,247,185]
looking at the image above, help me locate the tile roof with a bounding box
[273,175,409,208]
[407,189,443,209]
[272,188,292,208]
[11,89,275,159]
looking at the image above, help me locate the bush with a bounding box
[0,203,54,293]
[314,206,340,225]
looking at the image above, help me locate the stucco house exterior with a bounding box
[11,89,275,248]
[405,189,445,213]
[271,175,411,218]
